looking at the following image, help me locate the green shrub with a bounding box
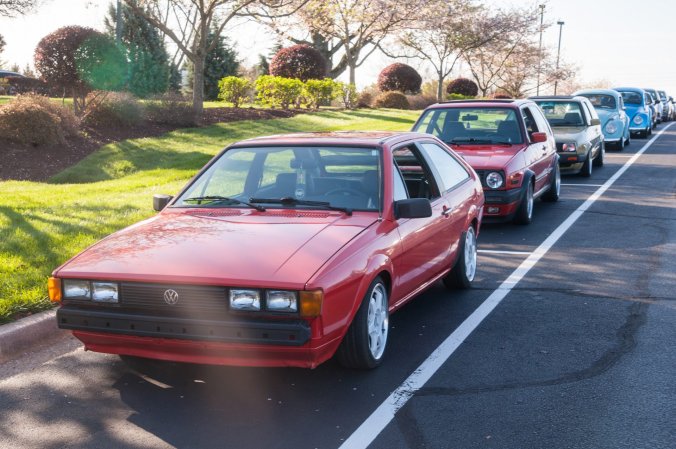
[0,94,79,145]
[144,93,196,127]
[218,76,251,108]
[334,82,358,109]
[255,75,304,109]
[304,78,337,109]
[446,93,475,101]
[83,91,144,127]
[373,91,409,110]
[357,91,373,108]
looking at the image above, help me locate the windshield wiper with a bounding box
[249,197,353,216]
[182,195,266,212]
[450,137,512,145]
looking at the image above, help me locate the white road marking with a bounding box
[478,249,532,255]
[561,183,605,187]
[338,122,674,449]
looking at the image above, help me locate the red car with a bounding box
[412,100,560,224]
[49,132,484,369]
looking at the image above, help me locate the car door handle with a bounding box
[442,206,453,216]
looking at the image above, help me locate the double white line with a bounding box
[339,123,674,449]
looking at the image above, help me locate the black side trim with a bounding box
[57,308,310,346]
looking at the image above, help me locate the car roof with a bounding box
[423,99,531,110]
[613,87,646,94]
[229,131,433,148]
[574,89,621,98]
[529,95,587,101]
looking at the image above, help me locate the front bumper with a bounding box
[482,188,522,220]
[57,307,338,368]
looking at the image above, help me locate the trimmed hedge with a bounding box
[447,78,479,97]
[373,91,409,109]
[377,63,422,94]
[269,44,328,82]
[0,94,79,145]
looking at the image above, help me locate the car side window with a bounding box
[528,106,551,136]
[392,161,408,201]
[418,142,470,193]
[521,107,539,138]
[581,101,597,124]
[392,145,441,200]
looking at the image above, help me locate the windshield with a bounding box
[175,146,382,212]
[580,94,616,110]
[619,91,642,105]
[658,91,667,101]
[413,107,523,144]
[535,101,585,126]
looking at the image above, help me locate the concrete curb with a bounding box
[0,309,66,362]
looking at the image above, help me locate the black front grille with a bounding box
[556,142,565,151]
[473,169,487,187]
[121,283,228,316]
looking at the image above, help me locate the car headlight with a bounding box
[633,115,644,125]
[485,171,504,189]
[605,122,617,134]
[266,290,298,312]
[562,143,577,152]
[63,279,91,299]
[230,289,261,311]
[92,282,119,303]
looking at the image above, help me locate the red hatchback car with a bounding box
[49,132,484,369]
[412,100,560,224]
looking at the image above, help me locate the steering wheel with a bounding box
[324,187,368,198]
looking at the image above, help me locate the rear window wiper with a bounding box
[449,138,492,144]
[249,197,353,216]
[182,195,266,212]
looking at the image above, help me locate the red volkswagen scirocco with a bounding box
[48,132,484,369]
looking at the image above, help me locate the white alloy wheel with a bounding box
[367,283,388,360]
[463,227,477,282]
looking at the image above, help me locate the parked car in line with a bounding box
[530,96,604,177]
[644,88,663,124]
[657,90,673,121]
[411,99,560,225]
[614,87,654,138]
[49,132,485,370]
[574,89,630,150]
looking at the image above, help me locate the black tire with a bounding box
[513,181,534,225]
[443,225,477,289]
[593,143,604,167]
[336,277,389,369]
[580,151,593,177]
[625,133,630,146]
[617,136,625,151]
[542,162,560,202]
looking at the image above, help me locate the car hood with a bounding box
[551,127,586,142]
[595,109,618,125]
[55,209,378,288]
[448,144,526,170]
[624,104,646,117]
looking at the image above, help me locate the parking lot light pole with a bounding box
[536,4,545,95]
[554,20,565,95]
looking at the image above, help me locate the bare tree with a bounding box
[0,0,38,17]
[123,0,304,120]
[259,0,423,85]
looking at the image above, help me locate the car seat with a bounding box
[496,120,521,143]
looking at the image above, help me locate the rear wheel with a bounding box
[336,277,389,369]
[443,225,477,289]
[513,181,534,225]
[542,163,560,202]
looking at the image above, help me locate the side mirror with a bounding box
[590,118,601,126]
[531,132,548,143]
[394,198,432,219]
[153,194,173,211]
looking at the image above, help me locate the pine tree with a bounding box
[105,2,170,97]
[188,23,239,101]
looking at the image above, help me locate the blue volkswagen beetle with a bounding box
[575,89,630,150]
[613,87,653,138]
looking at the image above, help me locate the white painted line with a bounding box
[478,249,532,255]
[338,122,675,449]
[561,183,605,187]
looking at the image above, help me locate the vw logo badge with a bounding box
[163,289,179,305]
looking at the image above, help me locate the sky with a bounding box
[1,0,675,95]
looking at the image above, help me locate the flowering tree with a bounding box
[0,0,37,16]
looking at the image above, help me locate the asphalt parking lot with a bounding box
[1,125,674,449]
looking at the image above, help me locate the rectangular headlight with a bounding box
[63,279,91,300]
[92,282,119,303]
[229,289,261,311]
[266,290,298,312]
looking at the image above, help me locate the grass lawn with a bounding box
[0,95,12,105]
[0,108,419,323]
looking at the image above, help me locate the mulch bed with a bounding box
[0,107,301,182]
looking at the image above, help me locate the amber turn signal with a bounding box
[48,277,62,303]
[299,290,323,318]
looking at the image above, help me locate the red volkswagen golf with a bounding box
[49,132,484,369]
[413,100,560,224]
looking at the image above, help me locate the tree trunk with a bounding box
[192,56,205,122]
[437,72,444,102]
[349,64,356,86]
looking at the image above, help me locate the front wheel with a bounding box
[513,181,534,225]
[443,225,477,289]
[336,277,389,369]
